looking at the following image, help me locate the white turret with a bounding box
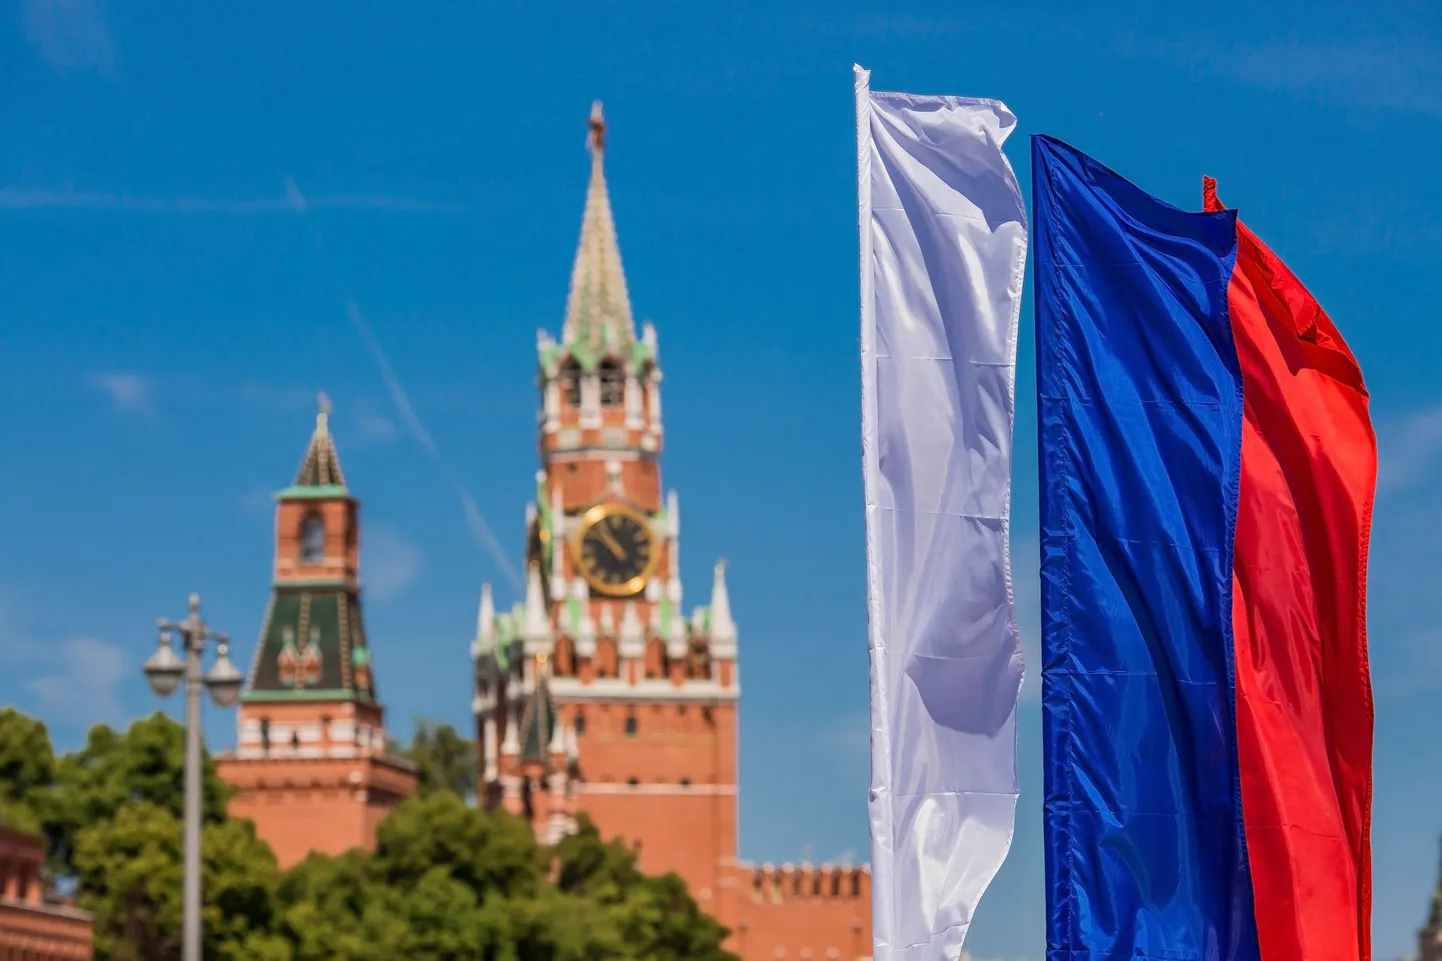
[523,563,551,655]
[709,559,737,658]
[472,583,495,659]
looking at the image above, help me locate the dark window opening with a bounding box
[259,717,271,754]
[574,711,586,738]
[680,777,691,788]
[623,714,638,738]
[627,777,639,788]
[559,361,582,407]
[299,512,325,564]
[599,361,624,407]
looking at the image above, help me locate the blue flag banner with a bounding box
[1031,135,1262,961]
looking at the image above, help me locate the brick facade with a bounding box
[0,827,92,960]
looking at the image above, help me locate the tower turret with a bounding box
[471,102,738,916]
[217,398,417,868]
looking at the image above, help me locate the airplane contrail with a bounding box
[283,176,522,592]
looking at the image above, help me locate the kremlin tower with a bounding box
[471,103,871,961]
[217,399,418,869]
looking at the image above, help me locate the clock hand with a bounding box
[595,523,625,557]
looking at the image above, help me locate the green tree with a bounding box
[0,706,56,802]
[371,790,545,899]
[73,802,289,961]
[275,851,374,961]
[555,815,737,961]
[402,720,476,799]
[44,712,232,876]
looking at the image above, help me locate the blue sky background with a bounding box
[1,1,1440,957]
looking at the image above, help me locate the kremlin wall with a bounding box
[212,103,873,961]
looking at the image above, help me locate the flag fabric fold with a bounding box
[1206,178,1376,961]
[855,65,1028,961]
[1032,134,1375,961]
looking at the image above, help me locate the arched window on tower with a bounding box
[559,359,582,408]
[598,359,624,407]
[623,712,638,738]
[299,512,325,564]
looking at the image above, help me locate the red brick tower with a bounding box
[472,101,740,906]
[472,104,872,961]
[218,399,417,869]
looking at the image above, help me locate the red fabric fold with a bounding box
[1207,179,1376,961]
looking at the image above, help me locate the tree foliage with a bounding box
[0,709,737,961]
[402,719,476,800]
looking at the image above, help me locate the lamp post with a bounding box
[142,593,243,961]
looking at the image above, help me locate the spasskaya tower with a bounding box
[473,98,738,899]
[472,103,870,961]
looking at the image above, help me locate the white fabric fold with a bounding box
[855,64,1028,961]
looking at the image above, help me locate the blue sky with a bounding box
[1,0,1440,958]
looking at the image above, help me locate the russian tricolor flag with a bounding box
[1032,136,1377,961]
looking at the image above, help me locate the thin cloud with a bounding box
[21,0,115,75]
[276,171,519,591]
[0,187,474,215]
[363,524,424,603]
[344,300,520,590]
[25,637,127,729]
[1377,406,1442,494]
[88,371,153,412]
[354,413,400,445]
[1110,30,1442,118]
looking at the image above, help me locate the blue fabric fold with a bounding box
[1031,134,1260,961]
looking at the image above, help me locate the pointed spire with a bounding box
[476,584,495,650]
[523,563,551,650]
[294,393,347,487]
[562,101,635,351]
[709,559,737,647]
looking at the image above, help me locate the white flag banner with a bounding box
[856,65,1028,961]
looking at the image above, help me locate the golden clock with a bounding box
[571,504,657,596]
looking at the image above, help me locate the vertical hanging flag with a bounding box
[1205,178,1376,961]
[856,65,1028,961]
[1032,135,1375,961]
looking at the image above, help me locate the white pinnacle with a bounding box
[523,564,550,644]
[709,559,737,643]
[476,583,495,652]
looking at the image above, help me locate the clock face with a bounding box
[572,506,656,596]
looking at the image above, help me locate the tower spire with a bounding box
[562,101,635,351]
[709,559,737,651]
[294,392,347,488]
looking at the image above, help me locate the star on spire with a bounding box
[588,100,606,153]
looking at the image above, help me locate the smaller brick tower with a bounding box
[217,397,417,869]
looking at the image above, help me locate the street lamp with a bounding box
[143,593,243,961]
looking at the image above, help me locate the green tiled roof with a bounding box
[243,587,377,704]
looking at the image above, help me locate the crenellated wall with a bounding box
[718,862,873,961]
